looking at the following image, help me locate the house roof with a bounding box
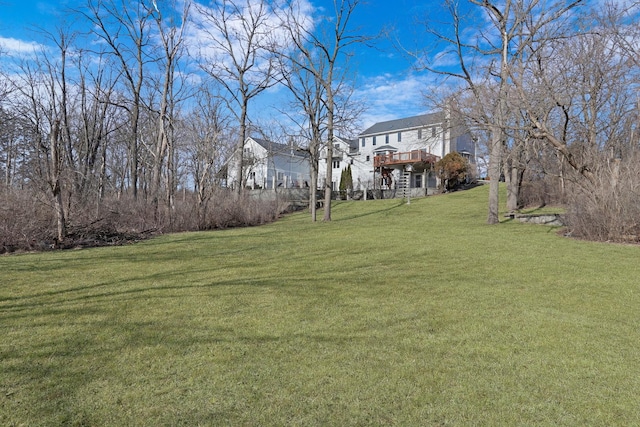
[359,112,444,137]
[334,136,359,154]
[251,137,308,158]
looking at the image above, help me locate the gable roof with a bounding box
[250,137,308,158]
[359,112,444,137]
[335,136,359,153]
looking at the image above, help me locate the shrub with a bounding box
[0,188,54,253]
[0,186,290,253]
[339,165,353,199]
[435,152,469,191]
[564,154,640,242]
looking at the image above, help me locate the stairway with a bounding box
[397,172,411,199]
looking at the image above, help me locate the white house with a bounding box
[317,136,359,191]
[233,111,475,195]
[319,111,476,194]
[230,137,311,189]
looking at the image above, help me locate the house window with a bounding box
[366,155,370,162]
[334,143,340,149]
[332,160,340,169]
[385,134,389,144]
[373,136,377,146]
[418,129,422,139]
[361,138,365,147]
[277,172,284,180]
[397,132,402,142]
[432,127,437,137]
[414,174,422,188]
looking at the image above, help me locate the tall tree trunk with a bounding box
[235,103,248,195]
[487,125,502,224]
[310,156,318,222]
[50,121,67,242]
[130,102,140,199]
[323,96,334,221]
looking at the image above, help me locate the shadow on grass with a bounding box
[0,270,372,425]
[331,200,406,222]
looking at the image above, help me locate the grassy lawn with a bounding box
[2,185,640,426]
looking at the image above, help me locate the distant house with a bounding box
[229,137,311,189]
[319,111,476,194]
[317,136,359,191]
[231,111,475,195]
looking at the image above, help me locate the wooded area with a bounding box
[1,0,639,252]
[420,0,640,241]
[0,0,367,251]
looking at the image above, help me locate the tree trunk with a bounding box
[323,74,335,222]
[487,125,502,224]
[310,155,318,222]
[505,156,522,213]
[50,121,67,242]
[236,103,248,195]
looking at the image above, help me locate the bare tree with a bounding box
[183,85,232,229]
[275,2,326,221]
[418,0,583,223]
[278,0,368,221]
[146,0,191,220]
[281,66,326,221]
[6,27,78,242]
[70,49,123,208]
[82,0,155,199]
[194,0,280,195]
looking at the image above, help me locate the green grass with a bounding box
[2,185,640,426]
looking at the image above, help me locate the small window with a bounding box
[397,132,402,142]
[385,134,389,144]
[373,136,377,146]
[332,160,340,169]
[366,155,370,162]
[418,129,422,139]
[414,174,422,188]
[361,138,365,147]
[334,143,340,149]
[432,127,437,137]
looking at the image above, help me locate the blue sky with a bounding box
[0,0,448,129]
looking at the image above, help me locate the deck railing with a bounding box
[373,150,439,167]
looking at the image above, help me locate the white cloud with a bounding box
[0,36,46,56]
[354,72,442,129]
[188,0,315,77]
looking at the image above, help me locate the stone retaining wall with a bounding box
[514,213,564,226]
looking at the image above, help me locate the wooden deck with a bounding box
[373,150,439,168]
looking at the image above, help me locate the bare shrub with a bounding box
[0,188,54,253]
[202,190,284,230]
[564,154,640,242]
[0,187,292,253]
[519,175,565,208]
